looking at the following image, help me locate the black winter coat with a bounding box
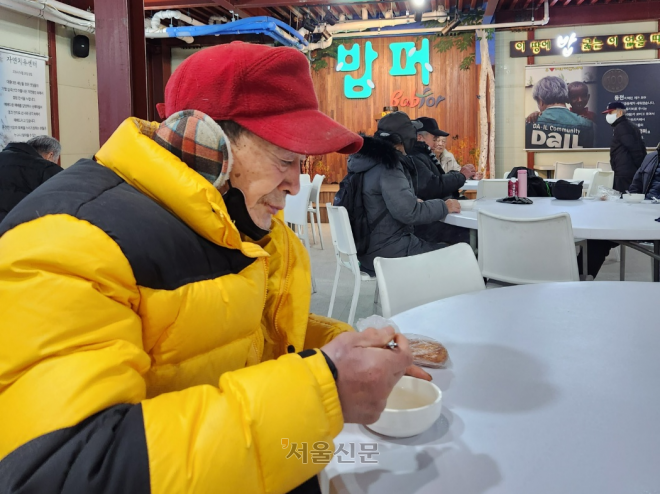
[408,142,466,200]
[347,137,448,275]
[610,116,647,192]
[0,142,62,222]
[630,151,660,200]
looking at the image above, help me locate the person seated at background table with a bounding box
[347,111,459,276]
[410,117,478,198]
[409,117,474,245]
[0,135,62,222]
[567,81,596,122]
[630,143,660,199]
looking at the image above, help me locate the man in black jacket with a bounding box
[409,117,475,245]
[409,117,477,200]
[578,102,649,279]
[603,101,647,192]
[0,135,62,221]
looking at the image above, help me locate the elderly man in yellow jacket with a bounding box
[0,42,423,494]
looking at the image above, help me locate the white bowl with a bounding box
[624,193,645,203]
[366,376,443,438]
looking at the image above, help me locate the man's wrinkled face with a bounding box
[435,136,447,154]
[227,132,302,230]
[569,86,590,112]
[417,131,436,149]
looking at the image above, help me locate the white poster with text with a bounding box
[0,48,48,148]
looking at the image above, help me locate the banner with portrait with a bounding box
[524,61,660,150]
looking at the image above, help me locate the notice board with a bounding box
[0,48,49,148]
[524,61,659,151]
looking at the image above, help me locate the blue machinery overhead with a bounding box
[163,17,308,50]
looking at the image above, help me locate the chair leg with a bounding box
[327,262,342,318]
[373,284,380,315]
[619,244,626,281]
[316,210,325,250]
[347,270,361,327]
[302,227,316,293]
[582,242,588,280]
[308,211,316,245]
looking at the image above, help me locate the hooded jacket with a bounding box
[0,118,350,494]
[409,141,466,200]
[630,150,660,199]
[610,115,647,192]
[0,142,62,221]
[347,136,448,275]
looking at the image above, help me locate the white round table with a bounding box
[324,282,660,494]
[445,197,660,281]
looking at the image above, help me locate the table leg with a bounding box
[470,229,477,253]
[655,241,660,283]
[620,245,625,282]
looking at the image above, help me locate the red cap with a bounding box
[157,42,362,155]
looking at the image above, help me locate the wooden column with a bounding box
[146,40,171,122]
[94,0,148,145]
[526,29,535,170]
[46,21,60,144]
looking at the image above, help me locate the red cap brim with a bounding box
[235,109,363,155]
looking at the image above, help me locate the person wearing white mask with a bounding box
[603,101,647,193]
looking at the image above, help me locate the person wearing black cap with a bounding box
[346,111,458,276]
[603,101,647,192]
[408,117,476,245]
[409,117,477,201]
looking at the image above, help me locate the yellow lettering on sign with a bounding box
[514,41,526,53]
[607,35,618,47]
[651,33,660,45]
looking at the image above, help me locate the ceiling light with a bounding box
[412,0,426,7]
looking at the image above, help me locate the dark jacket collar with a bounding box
[347,135,401,174]
[612,115,628,127]
[3,142,43,159]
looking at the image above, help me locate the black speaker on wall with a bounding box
[72,35,89,58]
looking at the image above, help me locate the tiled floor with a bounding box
[307,223,655,326]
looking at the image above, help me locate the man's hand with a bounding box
[460,164,476,180]
[321,327,413,424]
[525,111,541,124]
[445,199,461,214]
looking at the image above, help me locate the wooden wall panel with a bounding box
[310,36,480,183]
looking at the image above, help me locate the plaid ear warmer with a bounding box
[154,110,232,187]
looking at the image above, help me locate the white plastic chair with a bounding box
[554,161,583,180]
[307,174,325,249]
[502,170,512,179]
[596,161,612,172]
[477,210,580,284]
[284,183,316,292]
[572,167,599,183]
[585,170,615,197]
[477,179,509,199]
[374,243,485,318]
[300,174,311,185]
[326,205,378,327]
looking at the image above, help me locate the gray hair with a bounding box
[27,135,61,160]
[532,76,569,106]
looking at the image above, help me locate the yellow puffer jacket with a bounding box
[0,118,353,494]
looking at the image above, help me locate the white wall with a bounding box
[495,20,658,177]
[0,6,99,168]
